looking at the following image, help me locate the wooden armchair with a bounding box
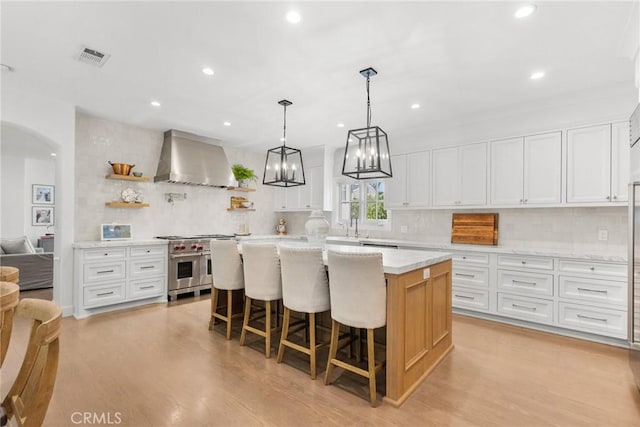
[1,298,62,427]
[0,281,20,367]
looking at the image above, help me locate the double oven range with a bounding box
[156,234,234,300]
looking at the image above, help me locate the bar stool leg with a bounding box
[309,313,317,379]
[209,288,219,330]
[265,300,272,358]
[324,319,340,385]
[226,290,234,340]
[367,328,377,407]
[240,296,252,345]
[276,307,291,363]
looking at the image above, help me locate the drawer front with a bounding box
[83,282,126,308]
[497,269,554,296]
[129,277,165,300]
[497,293,554,324]
[83,261,126,283]
[129,257,165,279]
[452,287,489,310]
[559,276,627,307]
[82,247,126,261]
[498,255,553,270]
[452,253,490,265]
[130,245,167,258]
[558,259,626,279]
[453,266,489,288]
[558,302,627,338]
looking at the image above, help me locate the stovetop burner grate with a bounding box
[155,234,235,240]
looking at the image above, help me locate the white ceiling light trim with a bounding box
[223,121,231,126]
[286,11,301,24]
[515,4,537,19]
[411,103,420,109]
[150,100,161,107]
[202,67,214,76]
[530,71,545,80]
[337,123,345,128]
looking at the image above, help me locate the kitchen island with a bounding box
[240,241,453,407]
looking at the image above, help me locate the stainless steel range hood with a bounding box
[154,130,232,187]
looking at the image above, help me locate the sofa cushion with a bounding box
[1,236,36,254]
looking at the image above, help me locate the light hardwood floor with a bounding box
[1,294,639,426]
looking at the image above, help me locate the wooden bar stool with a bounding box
[0,267,19,284]
[0,281,20,367]
[240,243,282,358]
[277,246,330,379]
[209,240,245,340]
[324,251,386,407]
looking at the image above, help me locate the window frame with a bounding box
[334,178,391,232]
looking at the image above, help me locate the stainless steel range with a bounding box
[156,234,234,300]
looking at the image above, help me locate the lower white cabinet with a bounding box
[74,243,167,318]
[558,302,627,338]
[497,293,554,324]
[453,288,490,311]
[497,269,554,297]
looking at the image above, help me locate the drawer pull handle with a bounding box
[512,303,537,311]
[455,273,475,278]
[455,294,475,300]
[146,250,151,253]
[140,266,155,270]
[577,314,608,322]
[97,269,114,274]
[462,256,467,260]
[589,267,595,271]
[512,280,537,286]
[521,261,527,264]
[104,253,108,256]
[140,285,155,290]
[97,291,114,297]
[577,287,607,294]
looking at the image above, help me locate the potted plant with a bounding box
[231,164,258,188]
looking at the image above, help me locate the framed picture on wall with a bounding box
[32,207,54,226]
[32,184,55,205]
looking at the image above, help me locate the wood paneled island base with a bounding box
[384,259,453,407]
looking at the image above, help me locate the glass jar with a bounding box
[305,210,330,247]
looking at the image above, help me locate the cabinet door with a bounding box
[386,154,407,208]
[308,166,324,209]
[274,188,287,210]
[285,186,301,209]
[524,132,561,204]
[432,147,459,206]
[611,121,630,202]
[459,143,487,205]
[490,137,524,205]
[406,151,430,207]
[567,124,611,203]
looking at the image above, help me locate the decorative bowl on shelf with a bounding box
[240,201,254,208]
[132,172,143,177]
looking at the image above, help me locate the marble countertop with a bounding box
[73,240,169,249]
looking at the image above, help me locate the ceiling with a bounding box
[1,1,636,152]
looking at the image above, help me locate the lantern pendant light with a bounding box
[263,99,305,187]
[341,67,392,180]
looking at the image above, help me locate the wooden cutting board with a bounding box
[451,213,499,245]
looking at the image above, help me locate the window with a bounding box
[337,181,388,227]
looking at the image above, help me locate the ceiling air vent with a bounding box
[77,46,110,67]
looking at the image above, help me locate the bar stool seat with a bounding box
[209,240,245,340]
[0,267,19,284]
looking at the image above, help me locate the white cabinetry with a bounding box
[566,123,629,204]
[432,143,487,207]
[490,132,561,205]
[387,151,430,208]
[74,243,167,318]
[451,252,490,312]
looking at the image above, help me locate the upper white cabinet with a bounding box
[387,151,430,208]
[490,132,561,205]
[433,143,487,207]
[566,123,629,204]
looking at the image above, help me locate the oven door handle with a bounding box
[169,253,200,260]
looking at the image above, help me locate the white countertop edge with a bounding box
[73,240,169,249]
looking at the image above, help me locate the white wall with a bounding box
[1,155,25,237]
[75,113,279,240]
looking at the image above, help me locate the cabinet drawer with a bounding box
[82,247,126,261]
[558,302,627,338]
[83,282,126,308]
[452,253,490,265]
[83,261,126,283]
[497,293,554,324]
[453,266,489,288]
[558,259,626,279]
[129,277,165,300]
[453,287,489,310]
[497,269,554,296]
[129,257,165,279]
[558,276,627,307]
[498,255,553,270]
[130,246,166,258]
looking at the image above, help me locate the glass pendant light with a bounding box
[263,99,305,187]
[342,67,392,179]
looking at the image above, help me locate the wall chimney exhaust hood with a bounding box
[154,130,232,187]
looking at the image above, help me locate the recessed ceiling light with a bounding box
[202,67,214,76]
[337,123,345,128]
[150,100,161,107]
[411,103,420,109]
[286,11,301,24]
[515,4,536,19]
[223,121,231,126]
[50,153,57,157]
[530,71,545,80]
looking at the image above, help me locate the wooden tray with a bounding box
[451,213,498,245]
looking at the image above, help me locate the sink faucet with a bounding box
[350,217,359,238]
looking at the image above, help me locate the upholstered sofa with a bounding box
[0,236,53,290]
